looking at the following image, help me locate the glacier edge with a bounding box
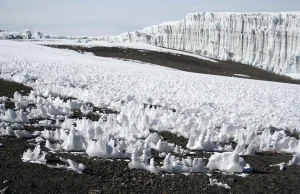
[105,12,300,74]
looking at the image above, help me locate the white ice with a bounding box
[103,12,300,75]
[22,145,47,164]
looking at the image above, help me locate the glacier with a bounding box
[105,12,300,74]
[2,12,300,75]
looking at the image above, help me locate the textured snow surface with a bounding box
[1,40,300,133]
[104,12,300,75]
[1,40,300,176]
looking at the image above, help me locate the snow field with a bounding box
[1,40,300,183]
[1,41,300,132]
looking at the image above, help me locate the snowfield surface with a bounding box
[1,40,300,177]
[1,40,300,130]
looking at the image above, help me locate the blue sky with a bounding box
[0,0,299,36]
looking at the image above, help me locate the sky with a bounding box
[0,0,299,36]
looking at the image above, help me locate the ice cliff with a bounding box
[2,12,300,74]
[109,12,300,74]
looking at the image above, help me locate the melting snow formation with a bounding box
[1,38,300,190]
[1,89,300,178]
[107,12,300,74]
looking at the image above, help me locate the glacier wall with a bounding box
[111,12,300,74]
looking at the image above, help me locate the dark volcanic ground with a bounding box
[48,45,300,85]
[1,45,300,194]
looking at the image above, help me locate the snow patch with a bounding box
[209,178,231,189]
[22,145,47,164]
[207,151,246,173]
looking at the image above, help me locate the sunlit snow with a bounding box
[1,40,300,177]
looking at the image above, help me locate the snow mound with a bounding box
[22,145,47,164]
[209,178,231,189]
[0,109,28,123]
[159,153,206,173]
[288,154,300,166]
[128,147,159,174]
[0,127,32,138]
[207,151,246,173]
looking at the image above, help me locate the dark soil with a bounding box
[2,129,300,194]
[0,79,32,98]
[1,57,300,193]
[47,45,300,85]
